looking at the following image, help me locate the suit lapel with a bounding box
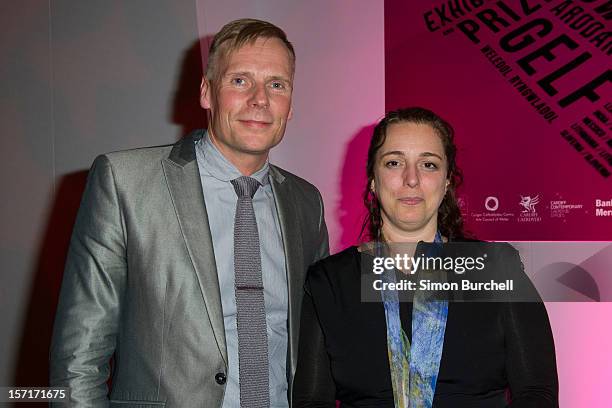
[162,130,227,365]
[269,166,304,375]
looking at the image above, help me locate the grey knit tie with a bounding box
[231,176,269,408]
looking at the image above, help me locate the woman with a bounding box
[293,108,558,407]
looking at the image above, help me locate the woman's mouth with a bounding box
[398,197,424,205]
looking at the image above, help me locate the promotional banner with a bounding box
[386,2,612,406]
[386,0,611,241]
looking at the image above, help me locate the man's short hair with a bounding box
[205,18,296,81]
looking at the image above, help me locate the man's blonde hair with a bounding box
[205,18,295,80]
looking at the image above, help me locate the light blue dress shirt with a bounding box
[195,132,289,408]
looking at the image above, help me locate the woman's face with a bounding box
[372,122,449,239]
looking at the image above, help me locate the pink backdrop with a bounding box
[385,0,611,405]
[386,0,611,241]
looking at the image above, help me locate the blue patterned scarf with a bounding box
[380,232,448,408]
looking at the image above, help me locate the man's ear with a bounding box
[287,105,293,121]
[200,77,212,109]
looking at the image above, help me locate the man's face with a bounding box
[201,37,294,165]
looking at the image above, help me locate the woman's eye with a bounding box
[423,162,439,170]
[385,160,401,168]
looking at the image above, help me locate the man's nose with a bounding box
[249,83,269,108]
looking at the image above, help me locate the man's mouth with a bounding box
[239,119,272,128]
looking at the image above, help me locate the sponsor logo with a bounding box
[470,196,513,223]
[550,195,584,221]
[519,195,539,214]
[595,199,612,217]
[485,196,499,211]
[517,194,542,222]
[457,197,469,217]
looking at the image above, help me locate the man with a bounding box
[50,19,329,407]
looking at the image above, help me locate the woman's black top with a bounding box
[292,245,558,408]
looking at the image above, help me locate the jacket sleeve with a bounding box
[292,266,336,407]
[50,155,127,407]
[502,246,559,408]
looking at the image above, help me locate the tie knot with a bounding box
[231,176,260,198]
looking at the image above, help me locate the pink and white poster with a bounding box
[385,1,612,405]
[386,0,611,241]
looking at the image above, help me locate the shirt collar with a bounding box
[196,130,270,185]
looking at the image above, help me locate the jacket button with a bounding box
[215,372,227,385]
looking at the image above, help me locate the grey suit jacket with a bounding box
[50,130,329,407]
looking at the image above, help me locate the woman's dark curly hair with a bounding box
[361,107,465,241]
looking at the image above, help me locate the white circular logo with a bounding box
[485,196,499,211]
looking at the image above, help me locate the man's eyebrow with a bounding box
[223,71,251,78]
[267,74,291,81]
